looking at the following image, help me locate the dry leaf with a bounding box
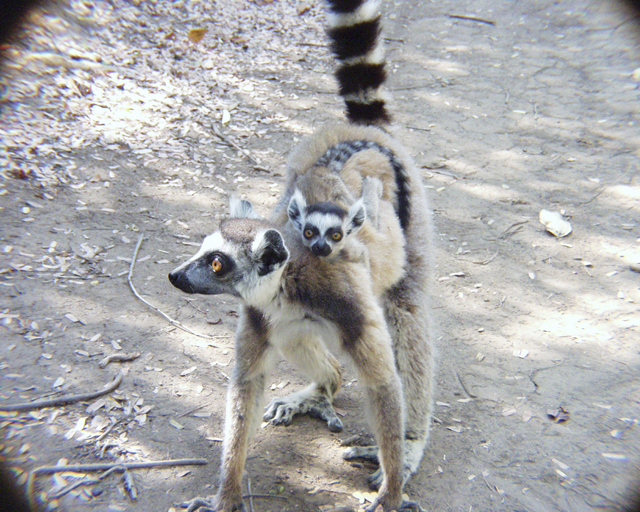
[297,1,311,15]
[86,399,106,414]
[169,419,184,430]
[547,406,570,423]
[352,491,376,504]
[539,210,572,238]
[230,33,248,45]
[187,28,208,44]
[552,458,570,470]
[602,453,628,461]
[180,366,197,377]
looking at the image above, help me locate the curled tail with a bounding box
[326,0,390,125]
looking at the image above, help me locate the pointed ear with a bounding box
[229,195,262,219]
[287,189,306,231]
[252,229,289,276]
[346,198,366,235]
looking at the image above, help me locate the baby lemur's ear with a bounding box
[229,195,263,220]
[287,189,307,231]
[346,198,366,235]
[252,229,290,277]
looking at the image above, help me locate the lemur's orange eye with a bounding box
[304,229,314,239]
[212,258,223,273]
[332,232,342,241]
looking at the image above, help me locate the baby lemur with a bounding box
[169,1,435,511]
[288,175,382,261]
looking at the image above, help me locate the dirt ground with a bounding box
[1,0,639,511]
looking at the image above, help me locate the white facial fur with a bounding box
[288,189,366,258]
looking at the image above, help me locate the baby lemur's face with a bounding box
[288,189,365,258]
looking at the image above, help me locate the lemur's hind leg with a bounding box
[264,335,343,432]
[344,253,436,489]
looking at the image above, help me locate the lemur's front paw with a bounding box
[264,397,296,426]
[342,444,379,463]
[264,392,343,432]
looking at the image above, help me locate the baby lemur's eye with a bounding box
[211,257,224,273]
[304,229,314,239]
[331,231,343,241]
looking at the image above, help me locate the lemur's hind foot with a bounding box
[344,437,427,490]
[264,383,343,432]
[179,496,245,512]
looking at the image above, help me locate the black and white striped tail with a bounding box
[326,0,390,125]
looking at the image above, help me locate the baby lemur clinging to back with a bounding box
[288,175,382,260]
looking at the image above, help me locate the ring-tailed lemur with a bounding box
[288,176,382,260]
[169,1,435,511]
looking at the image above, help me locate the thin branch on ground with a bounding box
[98,351,141,368]
[96,418,121,443]
[454,369,477,399]
[27,458,208,510]
[127,234,219,342]
[455,251,499,265]
[47,465,132,501]
[473,251,498,265]
[447,14,495,26]
[242,494,288,501]
[500,220,528,239]
[0,372,123,412]
[247,478,255,512]
[212,125,270,173]
[177,403,210,418]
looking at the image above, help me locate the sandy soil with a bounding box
[1,0,639,511]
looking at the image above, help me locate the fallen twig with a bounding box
[243,494,288,501]
[473,251,498,265]
[447,14,495,26]
[96,418,121,443]
[47,465,134,501]
[127,235,219,342]
[500,220,528,239]
[455,251,499,266]
[212,125,270,173]
[247,478,255,512]
[0,372,123,412]
[98,351,141,369]
[454,369,477,399]
[27,458,208,509]
[178,403,210,418]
